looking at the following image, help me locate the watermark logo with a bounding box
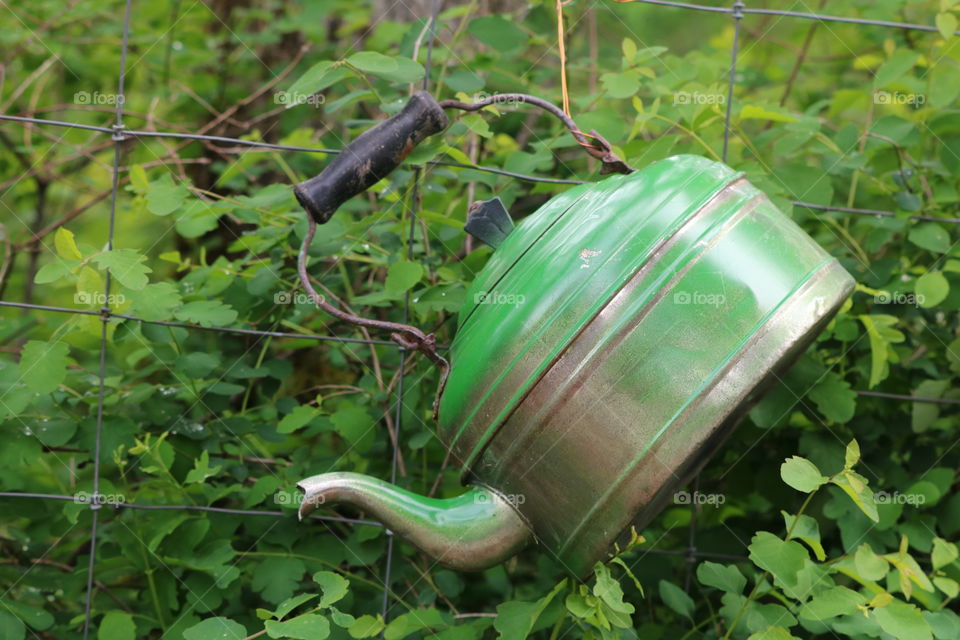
[673,91,725,106]
[474,491,525,507]
[874,491,926,506]
[274,491,313,506]
[468,91,524,107]
[274,90,325,108]
[75,291,125,306]
[874,91,925,106]
[473,291,526,307]
[874,291,925,307]
[674,491,726,506]
[74,491,126,505]
[673,290,726,308]
[74,91,125,106]
[274,291,322,305]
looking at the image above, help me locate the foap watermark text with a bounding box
[673,290,726,308]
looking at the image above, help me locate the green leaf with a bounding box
[912,379,950,433]
[278,405,318,434]
[313,571,350,607]
[934,577,959,599]
[932,537,959,570]
[92,249,151,290]
[20,340,69,394]
[747,628,799,640]
[54,227,82,259]
[97,611,135,640]
[265,615,330,640]
[873,50,920,89]
[3,601,53,632]
[0,611,25,640]
[927,610,960,639]
[658,580,694,619]
[348,615,384,638]
[347,51,397,74]
[174,300,238,327]
[740,104,796,123]
[808,372,856,423]
[909,223,951,253]
[330,406,374,449]
[930,62,960,108]
[184,450,221,484]
[594,564,634,615]
[494,580,566,639]
[832,470,879,522]
[601,71,640,99]
[855,544,889,581]
[252,557,306,604]
[467,16,526,51]
[844,439,861,469]
[129,164,149,194]
[938,12,958,39]
[377,57,425,84]
[146,175,188,216]
[859,314,905,388]
[126,282,182,322]
[182,617,247,640]
[916,271,950,308]
[798,586,866,621]
[288,61,353,98]
[873,601,933,640]
[697,561,746,593]
[748,532,808,583]
[460,113,492,138]
[385,261,424,294]
[34,261,70,284]
[780,456,827,493]
[781,512,826,561]
[384,608,447,640]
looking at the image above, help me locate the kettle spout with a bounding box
[297,472,532,572]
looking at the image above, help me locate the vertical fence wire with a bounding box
[1,0,954,632]
[80,0,133,637]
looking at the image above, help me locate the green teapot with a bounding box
[293,92,854,577]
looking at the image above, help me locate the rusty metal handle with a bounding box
[293,90,448,223]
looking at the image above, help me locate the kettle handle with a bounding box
[294,91,448,223]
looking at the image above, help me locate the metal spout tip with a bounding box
[296,478,326,521]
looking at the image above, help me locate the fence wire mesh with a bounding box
[1,0,957,636]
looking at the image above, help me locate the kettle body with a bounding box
[299,155,855,577]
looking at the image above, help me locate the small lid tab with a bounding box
[465,197,514,250]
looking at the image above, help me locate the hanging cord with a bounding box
[299,216,450,418]
[438,94,634,175]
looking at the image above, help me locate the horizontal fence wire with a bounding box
[0,492,382,526]
[4,121,959,224]
[1,0,957,631]
[0,113,583,186]
[623,0,960,35]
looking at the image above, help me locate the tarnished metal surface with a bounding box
[298,155,855,577]
[297,473,532,572]
[441,156,740,466]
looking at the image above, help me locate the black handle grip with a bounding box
[294,91,449,223]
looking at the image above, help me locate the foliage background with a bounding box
[3,0,960,638]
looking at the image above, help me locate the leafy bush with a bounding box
[2,0,960,638]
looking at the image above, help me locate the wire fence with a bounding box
[1,0,957,637]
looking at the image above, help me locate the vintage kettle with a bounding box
[292,91,855,577]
